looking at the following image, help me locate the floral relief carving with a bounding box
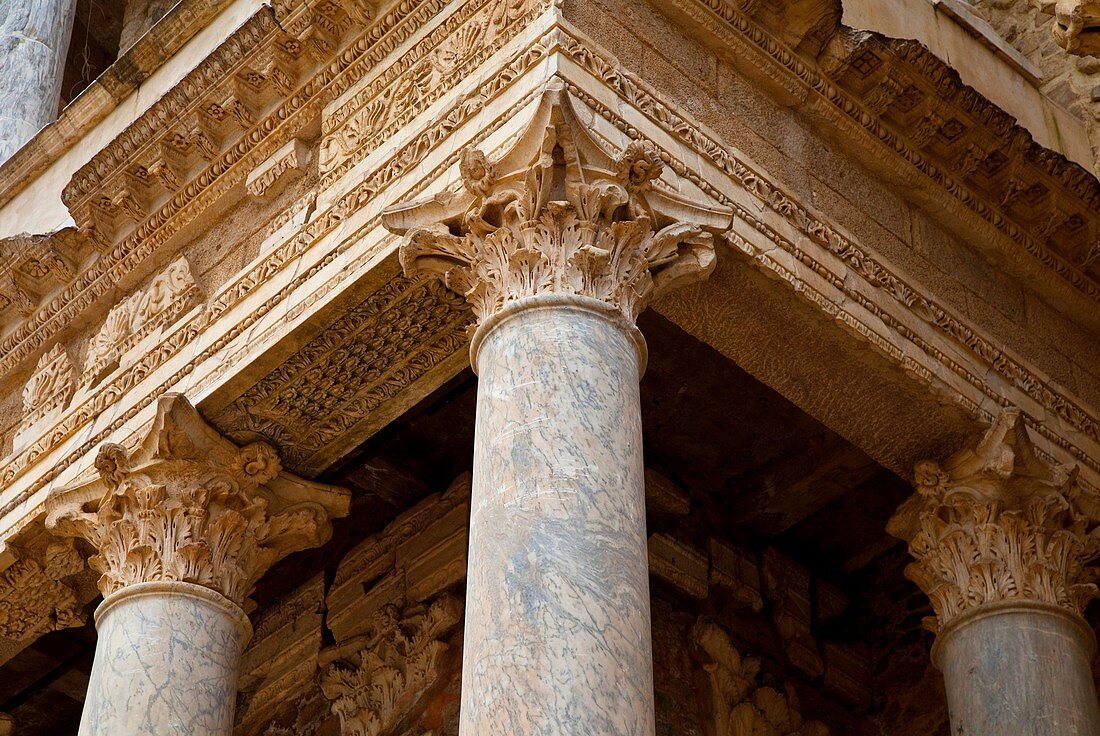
[0,540,84,642]
[319,595,463,736]
[45,394,350,607]
[694,620,830,736]
[887,410,1100,632]
[85,257,200,387]
[18,344,74,436]
[383,80,732,327]
[318,0,545,175]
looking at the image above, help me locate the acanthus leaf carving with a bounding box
[45,394,350,607]
[319,594,463,736]
[382,79,732,327]
[17,344,75,443]
[84,257,200,387]
[0,539,85,643]
[887,409,1100,632]
[694,620,830,736]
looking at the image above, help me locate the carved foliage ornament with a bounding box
[45,394,350,607]
[20,344,74,430]
[694,620,829,736]
[382,80,732,327]
[887,410,1100,631]
[320,595,463,736]
[0,541,84,642]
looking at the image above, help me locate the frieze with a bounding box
[0,0,448,383]
[84,257,200,387]
[319,0,547,183]
[246,139,312,200]
[675,0,1100,305]
[0,34,545,525]
[3,16,1100,591]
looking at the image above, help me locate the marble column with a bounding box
[46,394,350,736]
[0,0,78,163]
[888,410,1100,736]
[384,82,731,734]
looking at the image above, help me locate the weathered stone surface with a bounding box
[0,0,77,163]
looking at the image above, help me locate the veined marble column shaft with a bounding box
[0,0,77,163]
[384,82,731,734]
[888,411,1100,736]
[81,582,251,735]
[46,394,350,736]
[465,294,652,733]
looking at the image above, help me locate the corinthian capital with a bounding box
[887,410,1100,631]
[382,79,731,327]
[45,394,351,608]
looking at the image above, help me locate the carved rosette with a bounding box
[45,394,350,608]
[382,80,731,329]
[319,595,463,736]
[887,410,1100,632]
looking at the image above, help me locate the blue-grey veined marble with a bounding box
[462,296,655,736]
[934,602,1100,736]
[0,0,77,163]
[79,582,251,736]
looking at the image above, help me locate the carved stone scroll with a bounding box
[694,620,830,736]
[1044,1,1100,55]
[887,409,1100,632]
[44,393,351,608]
[319,595,463,736]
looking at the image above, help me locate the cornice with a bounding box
[669,0,1100,325]
[549,27,1100,468]
[0,0,238,213]
[0,14,554,527]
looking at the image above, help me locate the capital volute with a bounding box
[382,79,732,329]
[45,394,351,608]
[887,410,1100,631]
